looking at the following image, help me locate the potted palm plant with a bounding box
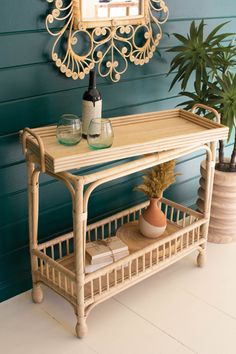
[168,20,236,243]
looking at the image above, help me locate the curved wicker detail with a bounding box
[191,103,221,124]
[45,0,169,82]
[22,127,46,172]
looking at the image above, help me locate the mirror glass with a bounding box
[81,0,143,21]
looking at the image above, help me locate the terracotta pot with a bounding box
[197,160,236,243]
[139,198,167,239]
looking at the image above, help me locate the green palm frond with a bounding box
[208,72,236,140]
[167,20,236,168]
[168,20,235,91]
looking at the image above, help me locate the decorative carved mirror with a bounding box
[46,0,169,82]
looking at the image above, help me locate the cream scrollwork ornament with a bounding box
[46,0,169,82]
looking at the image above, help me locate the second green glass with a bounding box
[56,114,82,146]
[87,118,114,150]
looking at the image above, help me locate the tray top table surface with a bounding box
[21,109,228,173]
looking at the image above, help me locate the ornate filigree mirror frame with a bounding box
[46,0,169,82]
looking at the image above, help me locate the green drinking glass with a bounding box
[56,114,82,146]
[87,118,114,150]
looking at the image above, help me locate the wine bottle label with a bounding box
[82,99,102,136]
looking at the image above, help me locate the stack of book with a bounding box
[85,236,129,273]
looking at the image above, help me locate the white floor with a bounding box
[1,243,236,354]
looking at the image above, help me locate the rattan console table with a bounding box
[21,105,228,338]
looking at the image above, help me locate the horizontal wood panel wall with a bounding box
[0,0,235,301]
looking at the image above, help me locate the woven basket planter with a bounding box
[197,160,236,243]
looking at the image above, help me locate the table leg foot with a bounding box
[32,283,43,304]
[75,317,88,338]
[197,251,206,268]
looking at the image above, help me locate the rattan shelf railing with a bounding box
[34,199,205,311]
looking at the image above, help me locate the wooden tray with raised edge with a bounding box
[21,109,228,173]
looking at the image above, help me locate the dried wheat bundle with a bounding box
[135,160,179,198]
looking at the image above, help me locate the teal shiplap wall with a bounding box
[0,0,235,302]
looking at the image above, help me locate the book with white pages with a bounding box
[85,257,113,274]
[85,255,129,274]
[86,236,129,264]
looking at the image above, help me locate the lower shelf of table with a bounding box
[36,235,206,310]
[68,240,204,302]
[34,198,207,309]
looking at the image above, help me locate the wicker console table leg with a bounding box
[27,158,43,304]
[74,178,88,338]
[197,142,216,267]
